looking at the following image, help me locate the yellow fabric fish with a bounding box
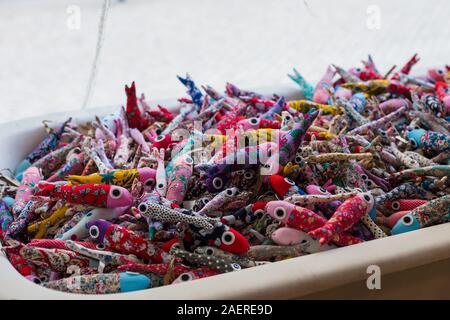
[342,80,390,95]
[288,100,342,115]
[66,168,156,191]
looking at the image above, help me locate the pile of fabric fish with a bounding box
[0,54,449,294]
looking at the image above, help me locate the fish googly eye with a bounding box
[33,278,42,284]
[235,169,245,175]
[294,156,303,164]
[361,174,368,181]
[366,180,375,188]
[244,171,254,180]
[225,188,236,197]
[391,201,400,211]
[40,276,48,282]
[318,187,328,194]
[180,273,193,282]
[285,115,292,121]
[138,203,148,213]
[437,69,444,75]
[96,243,106,250]
[184,156,194,165]
[402,214,414,226]
[110,187,122,199]
[231,263,241,271]
[409,139,418,149]
[221,231,236,245]
[212,177,224,190]
[249,117,260,125]
[274,207,287,220]
[155,135,165,142]
[253,209,265,216]
[89,225,100,239]
[155,128,162,135]
[157,183,165,189]
[201,198,209,205]
[284,178,295,186]
[144,178,155,187]
[205,248,214,256]
[363,194,372,202]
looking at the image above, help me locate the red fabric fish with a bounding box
[265,201,363,247]
[309,193,374,245]
[86,219,170,263]
[125,82,149,130]
[391,53,420,80]
[7,253,38,279]
[35,182,133,208]
[146,105,173,124]
[384,199,428,212]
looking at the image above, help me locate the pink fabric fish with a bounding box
[265,201,363,247]
[313,66,335,104]
[379,98,411,114]
[13,167,42,215]
[309,193,374,245]
[334,86,352,100]
[166,154,193,205]
[427,67,446,83]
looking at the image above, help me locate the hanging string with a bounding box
[81,0,111,109]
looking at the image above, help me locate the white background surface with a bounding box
[1,0,449,124]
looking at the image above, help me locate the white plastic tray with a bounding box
[1,87,450,299]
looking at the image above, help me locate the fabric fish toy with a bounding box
[271,227,336,253]
[407,128,450,155]
[278,110,319,165]
[184,221,250,254]
[197,187,251,217]
[86,219,170,263]
[265,200,363,247]
[57,207,128,241]
[12,167,42,215]
[43,272,150,294]
[308,193,375,245]
[67,168,156,192]
[313,65,335,104]
[391,195,450,235]
[269,175,306,199]
[125,82,149,130]
[166,154,194,205]
[35,182,133,208]
[15,118,72,176]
